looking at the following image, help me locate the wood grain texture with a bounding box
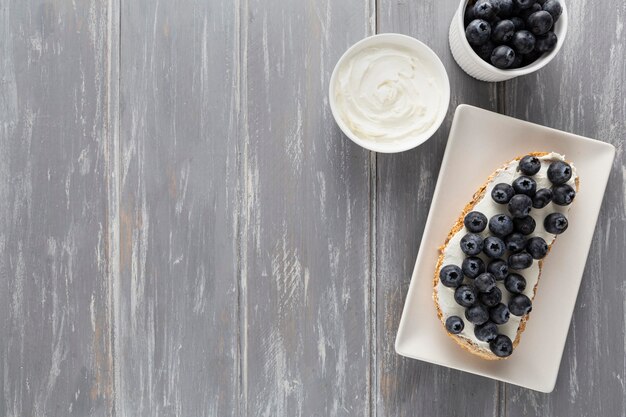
[503,0,626,414]
[116,0,239,415]
[375,1,503,416]
[240,0,374,415]
[0,1,114,416]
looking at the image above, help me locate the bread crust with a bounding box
[433,152,580,360]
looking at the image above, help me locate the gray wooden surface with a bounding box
[1,0,624,416]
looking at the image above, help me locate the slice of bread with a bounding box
[433,152,579,360]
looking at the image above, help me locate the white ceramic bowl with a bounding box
[329,34,450,153]
[449,0,568,82]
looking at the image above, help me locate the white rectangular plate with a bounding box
[395,104,616,392]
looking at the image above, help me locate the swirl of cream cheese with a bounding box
[333,44,441,142]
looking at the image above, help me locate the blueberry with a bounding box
[492,20,515,44]
[536,31,558,52]
[513,215,536,235]
[532,188,553,208]
[518,155,541,175]
[446,316,465,334]
[465,304,490,325]
[527,236,548,259]
[544,213,568,234]
[522,48,544,65]
[490,303,510,324]
[475,272,497,293]
[490,45,516,69]
[460,233,484,256]
[487,258,509,280]
[473,41,496,61]
[505,232,527,252]
[527,11,553,35]
[512,176,537,197]
[519,2,542,19]
[490,334,513,357]
[547,161,572,184]
[509,53,524,69]
[475,321,498,342]
[480,286,502,307]
[552,184,576,205]
[464,211,488,233]
[509,294,532,316]
[455,284,478,307]
[508,194,533,218]
[505,272,527,294]
[492,183,515,204]
[508,251,533,269]
[511,30,534,55]
[464,4,476,25]
[494,0,514,17]
[440,264,464,288]
[510,16,525,30]
[489,214,514,237]
[462,256,486,279]
[483,236,506,258]
[474,0,496,20]
[543,0,562,22]
[514,0,535,9]
[466,19,492,46]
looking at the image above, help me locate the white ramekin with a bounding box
[449,0,568,82]
[329,33,450,153]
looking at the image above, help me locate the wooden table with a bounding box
[2,0,625,415]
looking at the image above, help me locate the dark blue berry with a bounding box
[461,233,484,256]
[489,214,514,237]
[483,236,506,258]
[475,272,497,293]
[543,0,562,22]
[509,294,532,316]
[455,284,478,307]
[505,273,527,294]
[475,321,498,342]
[440,264,464,288]
[491,45,516,69]
[492,183,515,204]
[464,211,488,233]
[508,251,533,269]
[480,287,502,307]
[512,176,537,197]
[532,188,553,208]
[527,10,553,35]
[552,184,576,205]
[492,20,515,44]
[511,16,525,30]
[519,2,542,19]
[547,161,572,185]
[464,4,476,25]
[446,316,465,334]
[494,0,514,17]
[505,232,527,252]
[466,19,492,46]
[509,53,524,68]
[544,213,568,234]
[474,41,496,61]
[465,304,490,325]
[527,236,548,259]
[474,0,496,20]
[490,303,510,324]
[514,215,536,235]
[490,334,513,357]
[487,258,509,280]
[518,155,541,175]
[536,31,558,52]
[514,0,535,9]
[511,30,536,54]
[462,256,486,279]
[508,194,533,218]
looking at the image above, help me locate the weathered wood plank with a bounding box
[375,2,503,416]
[0,1,115,416]
[503,0,626,413]
[240,0,373,415]
[116,0,239,415]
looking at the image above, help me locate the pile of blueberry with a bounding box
[441,155,575,357]
[464,0,563,69]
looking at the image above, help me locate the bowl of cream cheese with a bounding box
[329,33,450,153]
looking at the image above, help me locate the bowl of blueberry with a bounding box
[449,0,567,81]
